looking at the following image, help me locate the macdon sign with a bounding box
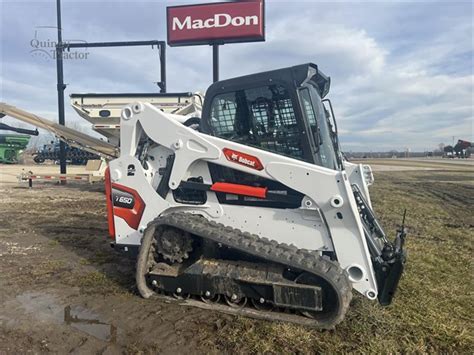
[167,1,265,46]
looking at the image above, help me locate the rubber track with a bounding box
[140,212,353,329]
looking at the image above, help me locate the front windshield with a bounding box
[300,85,339,170]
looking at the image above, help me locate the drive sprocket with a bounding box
[154,226,193,263]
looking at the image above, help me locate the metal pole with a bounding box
[212,44,219,82]
[159,43,167,93]
[56,0,67,177]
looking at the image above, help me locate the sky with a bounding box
[0,0,472,152]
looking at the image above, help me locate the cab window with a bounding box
[209,84,306,161]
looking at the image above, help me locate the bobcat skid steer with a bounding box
[107,63,407,328]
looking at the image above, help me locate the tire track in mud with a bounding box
[0,184,225,354]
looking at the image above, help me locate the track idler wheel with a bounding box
[251,297,274,311]
[200,292,221,304]
[224,294,247,308]
[172,288,190,300]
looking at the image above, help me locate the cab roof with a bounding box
[206,63,331,98]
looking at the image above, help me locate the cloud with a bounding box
[1,0,472,152]
[215,6,472,151]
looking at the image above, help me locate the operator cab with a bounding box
[201,63,342,171]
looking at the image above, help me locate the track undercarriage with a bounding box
[136,213,352,329]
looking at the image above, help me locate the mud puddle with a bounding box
[4,291,119,343]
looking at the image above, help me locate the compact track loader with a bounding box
[108,63,407,328]
[0,63,407,328]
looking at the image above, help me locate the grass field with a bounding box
[354,158,474,170]
[214,168,474,353]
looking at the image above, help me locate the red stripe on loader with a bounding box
[111,183,146,231]
[104,168,115,239]
[210,182,267,199]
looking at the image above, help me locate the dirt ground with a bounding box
[0,160,473,354]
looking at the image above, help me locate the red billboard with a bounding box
[167,1,265,47]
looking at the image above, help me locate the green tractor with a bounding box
[0,134,31,164]
[0,122,38,164]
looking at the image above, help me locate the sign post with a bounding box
[212,44,219,82]
[167,0,265,83]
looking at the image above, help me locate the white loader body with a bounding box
[109,102,378,299]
